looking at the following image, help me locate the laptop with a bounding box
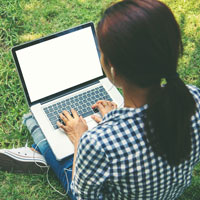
[11,22,124,160]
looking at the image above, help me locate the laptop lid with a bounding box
[11,22,105,107]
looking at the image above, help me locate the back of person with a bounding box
[71,0,200,199]
[74,85,199,200]
[101,85,200,199]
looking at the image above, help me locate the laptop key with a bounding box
[58,118,65,125]
[49,116,57,121]
[47,113,54,117]
[44,109,50,114]
[81,111,94,118]
[50,120,58,126]
[49,108,54,112]
[58,109,62,113]
[61,102,66,106]
[87,107,92,111]
[82,108,87,113]
[66,106,70,111]
[53,125,58,129]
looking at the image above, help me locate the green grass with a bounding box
[0,0,200,199]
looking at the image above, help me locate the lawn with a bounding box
[0,0,200,199]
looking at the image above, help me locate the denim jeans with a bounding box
[22,113,76,200]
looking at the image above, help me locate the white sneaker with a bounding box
[0,146,47,174]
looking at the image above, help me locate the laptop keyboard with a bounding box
[43,86,112,129]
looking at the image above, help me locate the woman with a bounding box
[0,0,200,199]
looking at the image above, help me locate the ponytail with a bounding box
[145,76,196,166]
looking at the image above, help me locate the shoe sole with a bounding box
[0,153,47,174]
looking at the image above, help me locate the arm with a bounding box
[72,142,78,179]
[57,101,117,197]
[71,134,110,199]
[57,108,88,178]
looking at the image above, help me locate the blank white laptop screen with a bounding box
[15,27,103,102]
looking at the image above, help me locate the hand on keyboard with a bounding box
[91,100,117,123]
[57,109,88,145]
[43,86,113,129]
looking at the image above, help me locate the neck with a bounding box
[121,81,152,108]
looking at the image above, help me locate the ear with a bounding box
[111,67,116,79]
[110,66,122,89]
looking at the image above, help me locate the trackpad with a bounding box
[87,119,98,130]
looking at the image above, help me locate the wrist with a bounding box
[74,141,79,151]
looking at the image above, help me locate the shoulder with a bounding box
[187,84,200,101]
[79,122,113,151]
[187,85,200,112]
[186,85,200,136]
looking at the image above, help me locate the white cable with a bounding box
[33,138,72,197]
[46,166,68,197]
[33,138,49,168]
[63,167,72,194]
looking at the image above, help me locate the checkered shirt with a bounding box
[71,85,200,200]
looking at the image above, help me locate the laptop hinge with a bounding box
[41,80,100,105]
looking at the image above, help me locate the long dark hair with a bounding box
[97,0,196,166]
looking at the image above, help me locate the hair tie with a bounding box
[166,72,179,82]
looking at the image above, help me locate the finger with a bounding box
[94,100,106,106]
[100,100,108,106]
[71,108,79,118]
[95,103,107,116]
[91,102,99,109]
[63,110,73,120]
[80,116,87,125]
[59,113,68,124]
[57,121,67,131]
[96,100,106,103]
[91,115,102,123]
[111,102,118,108]
[107,101,112,107]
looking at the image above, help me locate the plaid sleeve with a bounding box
[71,132,110,200]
